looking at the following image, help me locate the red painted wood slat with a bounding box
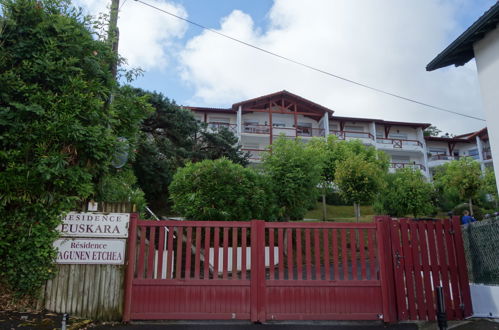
[409,221,426,320]
[242,228,248,280]
[341,229,348,280]
[400,219,417,320]
[222,228,229,280]
[323,229,330,281]
[295,229,302,280]
[305,229,312,280]
[147,226,156,279]
[359,229,366,280]
[184,227,193,280]
[278,229,285,280]
[435,220,453,320]
[444,219,462,319]
[213,228,220,279]
[194,227,201,279]
[314,229,321,280]
[137,226,147,279]
[175,227,183,280]
[350,229,357,280]
[418,221,436,321]
[287,229,294,280]
[166,226,174,280]
[157,226,165,280]
[232,227,238,279]
[268,228,274,280]
[332,229,339,280]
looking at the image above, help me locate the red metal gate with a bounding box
[388,217,472,321]
[123,216,471,322]
[123,216,395,322]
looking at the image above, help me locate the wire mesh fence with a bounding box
[462,216,499,285]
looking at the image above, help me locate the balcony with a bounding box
[243,124,270,134]
[241,148,267,161]
[427,154,461,167]
[296,127,325,137]
[377,138,423,151]
[389,162,426,172]
[330,130,374,144]
[483,148,493,160]
[209,122,237,134]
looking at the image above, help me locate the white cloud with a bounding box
[76,0,187,70]
[179,0,485,135]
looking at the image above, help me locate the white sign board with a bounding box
[54,238,126,265]
[57,212,130,238]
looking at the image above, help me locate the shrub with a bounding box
[169,158,277,221]
[374,168,436,217]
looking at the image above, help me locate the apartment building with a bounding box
[185,91,493,178]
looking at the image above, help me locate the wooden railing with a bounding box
[429,154,459,161]
[209,122,237,134]
[377,138,423,148]
[243,124,271,134]
[296,127,325,137]
[390,162,426,171]
[483,148,493,160]
[330,130,374,140]
[241,148,267,160]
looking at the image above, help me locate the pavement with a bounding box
[1,310,498,330]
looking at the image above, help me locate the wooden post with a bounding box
[123,213,138,322]
[376,216,397,323]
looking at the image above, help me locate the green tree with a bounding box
[433,157,483,216]
[262,137,323,220]
[335,154,385,221]
[424,125,442,137]
[0,0,119,294]
[482,168,498,208]
[308,136,388,220]
[169,158,276,221]
[374,168,435,217]
[132,90,249,214]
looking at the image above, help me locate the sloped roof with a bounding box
[427,2,499,71]
[231,90,334,114]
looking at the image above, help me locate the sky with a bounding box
[77,0,497,135]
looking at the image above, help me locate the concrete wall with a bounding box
[474,26,499,193]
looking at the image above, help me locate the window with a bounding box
[429,147,446,155]
[243,143,260,150]
[391,155,411,163]
[344,125,365,138]
[468,148,480,160]
[272,122,286,128]
[388,133,408,140]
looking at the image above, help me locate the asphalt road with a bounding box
[90,321,418,330]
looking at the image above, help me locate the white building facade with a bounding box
[186,90,493,179]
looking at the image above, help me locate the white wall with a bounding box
[474,26,499,193]
[470,284,499,318]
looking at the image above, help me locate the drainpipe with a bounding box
[476,136,486,174]
[323,112,330,139]
[370,122,377,146]
[237,105,242,144]
[418,128,430,178]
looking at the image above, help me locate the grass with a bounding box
[304,203,375,222]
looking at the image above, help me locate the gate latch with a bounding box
[395,251,404,267]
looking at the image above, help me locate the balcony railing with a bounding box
[330,130,374,140]
[243,124,270,134]
[377,138,423,148]
[390,162,426,171]
[483,148,493,160]
[429,154,460,161]
[209,122,237,134]
[296,127,325,137]
[241,148,267,160]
